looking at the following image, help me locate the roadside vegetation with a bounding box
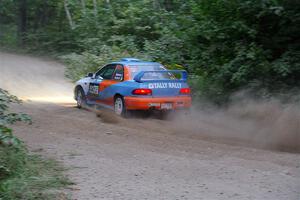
[0,89,71,200]
[0,0,299,104]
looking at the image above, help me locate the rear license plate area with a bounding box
[161,103,173,110]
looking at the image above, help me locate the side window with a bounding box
[95,66,107,78]
[113,64,124,81]
[95,65,115,80]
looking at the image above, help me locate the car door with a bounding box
[87,64,116,102]
[86,65,109,102]
[98,64,125,106]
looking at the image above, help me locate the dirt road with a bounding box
[0,52,299,200]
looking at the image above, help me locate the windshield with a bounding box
[129,65,176,80]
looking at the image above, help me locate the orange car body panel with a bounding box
[124,96,192,110]
[99,80,118,92]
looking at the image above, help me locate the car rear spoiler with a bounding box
[133,70,188,83]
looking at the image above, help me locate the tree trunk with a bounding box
[64,0,75,29]
[152,0,161,10]
[93,0,98,25]
[18,0,27,46]
[164,0,173,11]
[80,0,86,16]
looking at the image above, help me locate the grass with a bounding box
[0,145,73,200]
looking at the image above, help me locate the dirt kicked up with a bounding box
[0,51,299,200]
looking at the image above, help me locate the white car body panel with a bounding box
[76,77,92,95]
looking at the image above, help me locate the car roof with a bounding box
[111,58,161,66]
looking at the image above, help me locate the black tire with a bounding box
[114,96,127,117]
[76,87,86,108]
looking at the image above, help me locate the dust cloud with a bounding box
[170,96,300,152]
[0,52,74,104]
[93,94,300,152]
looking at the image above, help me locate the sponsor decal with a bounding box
[89,84,99,95]
[148,82,182,89]
[114,73,123,80]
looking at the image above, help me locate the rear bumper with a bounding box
[124,96,192,110]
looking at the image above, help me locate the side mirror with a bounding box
[86,72,94,78]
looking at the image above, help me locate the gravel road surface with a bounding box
[0,52,299,200]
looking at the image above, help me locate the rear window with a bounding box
[129,65,176,80]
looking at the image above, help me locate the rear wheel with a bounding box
[76,88,86,108]
[114,96,127,117]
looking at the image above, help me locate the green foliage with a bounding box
[0,89,31,146]
[183,0,300,101]
[0,24,18,48]
[1,0,299,103]
[0,89,71,199]
[0,146,71,200]
[0,0,15,24]
[60,45,149,81]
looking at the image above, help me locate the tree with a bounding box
[0,0,299,103]
[17,0,27,45]
[64,0,75,29]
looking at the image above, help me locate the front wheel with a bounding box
[114,96,127,117]
[76,88,86,108]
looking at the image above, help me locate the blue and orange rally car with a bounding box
[74,58,192,117]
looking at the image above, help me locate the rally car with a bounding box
[74,58,192,117]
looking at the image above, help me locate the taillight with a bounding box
[179,88,191,95]
[132,88,152,95]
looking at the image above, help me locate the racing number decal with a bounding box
[88,83,99,95]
